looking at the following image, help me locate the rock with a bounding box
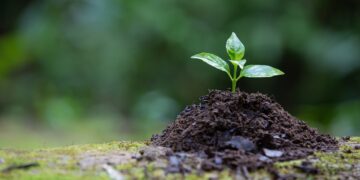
[258,155,271,162]
[225,136,256,151]
[78,152,134,170]
[214,156,222,165]
[294,161,319,174]
[139,146,173,161]
[165,155,191,173]
[169,156,180,166]
[263,148,283,158]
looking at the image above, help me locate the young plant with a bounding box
[191,32,284,92]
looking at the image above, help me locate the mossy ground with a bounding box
[0,138,359,179]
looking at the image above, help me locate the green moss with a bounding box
[275,159,302,168]
[1,139,359,179]
[0,141,145,179]
[350,137,360,143]
[274,140,360,178]
[274,159,303,175]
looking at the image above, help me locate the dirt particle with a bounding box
[294,161,319,174]
[342,136,351,141]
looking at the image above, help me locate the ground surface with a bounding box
[0,137,359,180]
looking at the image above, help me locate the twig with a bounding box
[241,166,250,179]
[102,164,124,180]
[1,162,39,173]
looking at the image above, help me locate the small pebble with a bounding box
[169,156,180,166]
[341,136,350,141]
[214,156,222,165]
[225,136,256,151]
[258,155,271,162]
[294,161,319,174]
[354,145,360,150]
[343,149,352,154]
[263,148,283,158]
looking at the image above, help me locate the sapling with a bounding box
[191,32,284,92]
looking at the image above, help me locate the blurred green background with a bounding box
[1,0,359,149]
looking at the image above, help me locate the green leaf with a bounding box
[226,32,245,60]
[191,52,230,73]
[229,59,247,69]
[240,65,284,78]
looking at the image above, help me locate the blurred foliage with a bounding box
[0,0,360,147]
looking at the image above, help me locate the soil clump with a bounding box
[151,90,338,170]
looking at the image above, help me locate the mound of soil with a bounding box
[151,90,338,170]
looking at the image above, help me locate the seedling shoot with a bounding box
[191,32,284,92]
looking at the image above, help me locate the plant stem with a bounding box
[231,79,237,92]
[231,64,238,92]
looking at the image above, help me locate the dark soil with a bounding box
[151,90,338,170]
